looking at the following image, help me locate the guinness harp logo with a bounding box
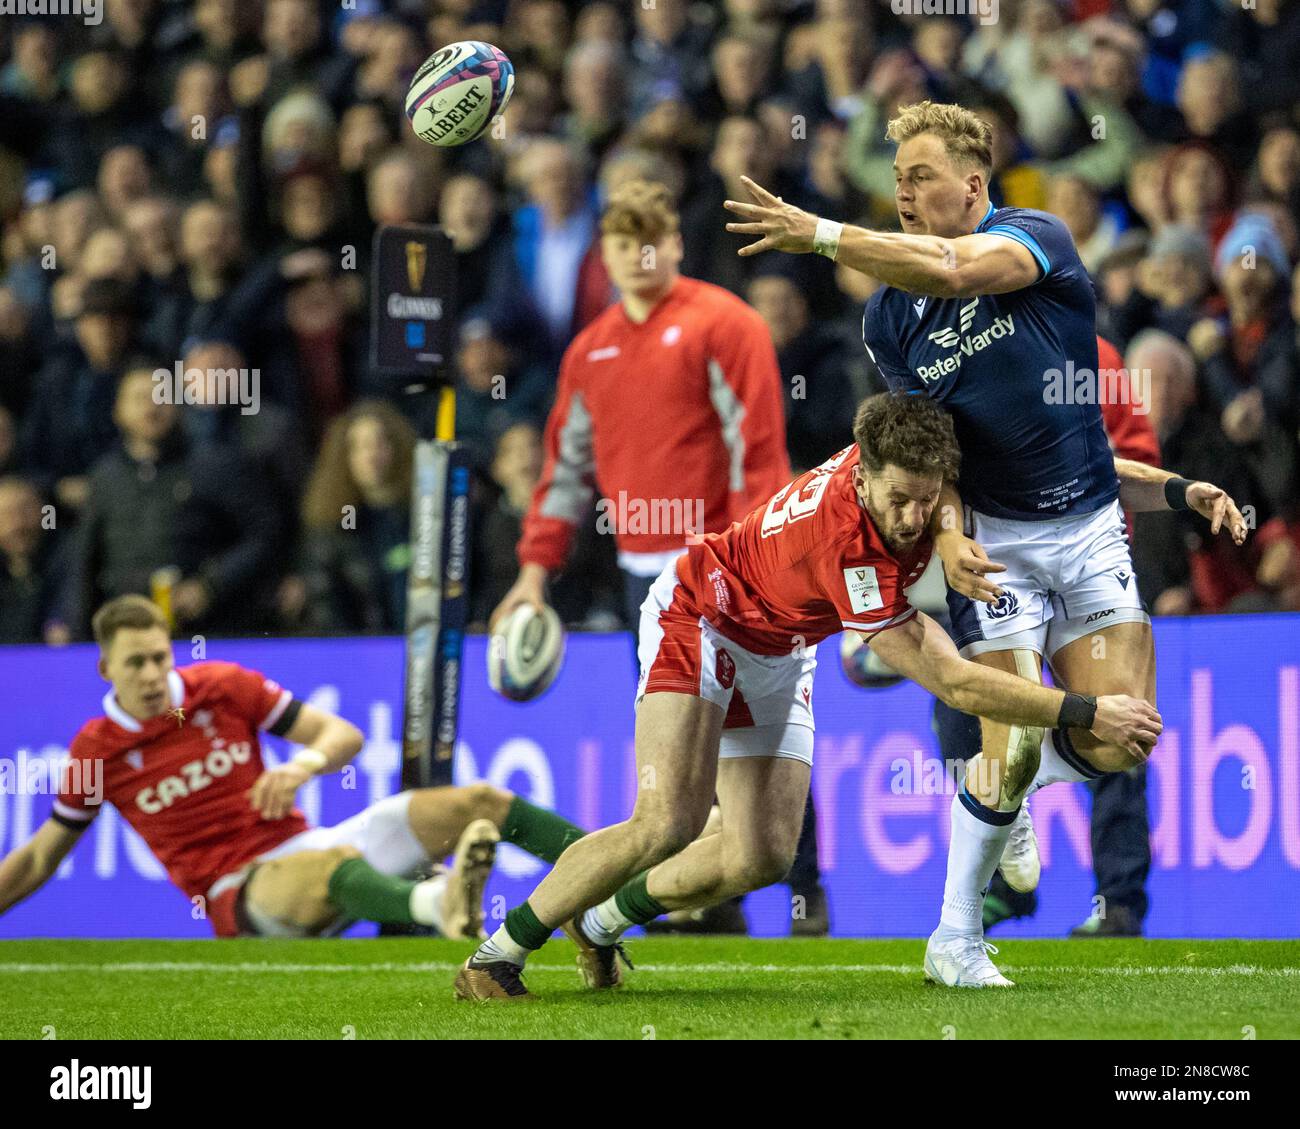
[405,241,428,292]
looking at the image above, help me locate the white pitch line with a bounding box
[0,961,1296,977]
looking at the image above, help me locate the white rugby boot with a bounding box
[924,931,1015,988]
[999,799,1041,894]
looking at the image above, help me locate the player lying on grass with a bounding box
[453,392,1162,1001]
[722,99,1248,986]
[0,595,586,939]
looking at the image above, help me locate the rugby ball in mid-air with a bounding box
[840,630,905,690]
[489,604,566,702]
[405,40,514,147]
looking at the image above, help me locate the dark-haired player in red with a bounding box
[456,393,1163,1000]
[0,595,587,938]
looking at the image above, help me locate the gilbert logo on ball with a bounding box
[405,40,515,147]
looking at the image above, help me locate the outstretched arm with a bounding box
[0,819,82,916]
[866,612,1162,760]
[1114,457,1248,544]
[723,176,1040,297]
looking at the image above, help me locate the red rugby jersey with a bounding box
[55,661,307,899]
[673,445,932,655]
[518,275,791,572]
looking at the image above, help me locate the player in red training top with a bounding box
[0,596,588,938]
[455,393,1163,1000]
[495,179,791,634]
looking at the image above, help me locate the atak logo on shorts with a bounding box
[1086,608,1116,624]
[1113,569,1131,590]
[985,590,1019,620]
[715,649,736,689]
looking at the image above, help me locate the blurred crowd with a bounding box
[0,0,1298,645]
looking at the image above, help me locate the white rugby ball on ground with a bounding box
[488,604,566,702]
[840,630,905,689]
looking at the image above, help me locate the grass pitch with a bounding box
[2,937,1296,1040]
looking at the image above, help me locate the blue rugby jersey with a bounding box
[862,203,1119,521]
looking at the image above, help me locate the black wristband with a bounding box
[1058,691,1098,730]
[1164,476,1194,511]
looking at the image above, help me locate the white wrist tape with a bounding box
[292,748,328,774]
[813,217,843,260]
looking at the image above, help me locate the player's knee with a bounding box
[1080,742,1140,774]
[464,781,510,821]
[625,808,700,863]
[735,845,795,892]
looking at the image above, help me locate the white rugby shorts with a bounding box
[947,499,1149,660]
[634,564,817,765]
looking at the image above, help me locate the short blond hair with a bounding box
[886,101,992,175]
[600,179,679,245]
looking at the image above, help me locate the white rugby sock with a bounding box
[475,924,531,967]
[1027,728,1102,796]
[409,873,447,930]
[937,787,1018,937]
[580,897,634,947]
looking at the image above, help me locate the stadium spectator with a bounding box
[626,0,714,120]
[366,148,437,226]
[43,50,141,189]
[0,476,62,645]
[2,21,60,105]
[97,144,154,223]
[746,262,854,473]
[1126,331,1264,615]
[454,307,552,471]
[1172,52,1256,172]
[64,362,279,638]
[0,286,37,422]
[1162,142,1237,251]
[1102,224,1217,349]
[1046,173,1120,276]
[681,114,800,300]
[471,422,544,630]
[511,138,599,363]
[180,338,307,534]
[1192,213,1299,521]
[559,39,627,162]
[19,278,141,507]
[293,400,416,634]
[159,60,227,199]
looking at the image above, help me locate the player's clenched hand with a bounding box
[1091,695,1163,763]
[248,764,312,820]
[724,176,818,257]
[935,532,1006,604]
[489,563,548,634]
[1186,481,1248,545]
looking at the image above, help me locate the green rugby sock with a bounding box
[326,857,419,925]
[499,796,585,863]
[613,870,669,926]
[503,901,554,951]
